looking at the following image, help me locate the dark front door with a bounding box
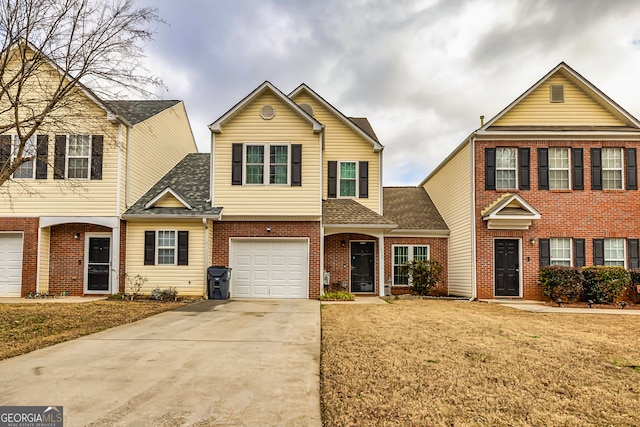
[351,241,375,293]
[87,237,110,292]
[495,239,519,297]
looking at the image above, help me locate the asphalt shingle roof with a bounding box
[106,100,181,125]
[383,187,448,230]
[322,199,396,226]
[349,117,379,142]
[125,153,221,218]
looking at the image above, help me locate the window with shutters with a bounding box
[392,245,430,285]
[244,143,289,185]
[339,161,357,197]
[157,230,176,265]
[496,148,517,189]
[67,134,91,179]
[602,148,623,189]
[550,238,571,266]
[604,238,625,266]
[549,148,570,190]
[11,135,36,179]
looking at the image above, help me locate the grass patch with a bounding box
[321,300,640,426]
[320,291,355,301]
[0,300,188,360]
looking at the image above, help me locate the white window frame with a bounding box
[496,147,517,190]
[338,160,358,198]
[66,134,91,180]
[550,238,572,266]
[601,148,624,190]
[392,244,431,286]
[156,230,177,266]
[11,134,36,179]
[604,238,625,267]
[549,147,570,190]
[243,142,290,185]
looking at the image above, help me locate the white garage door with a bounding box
[231,239,308,298]
[0,233,24,297]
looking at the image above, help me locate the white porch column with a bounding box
[111,221,120,295]
[378,234,385,297]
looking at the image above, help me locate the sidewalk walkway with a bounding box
[482,299,640,315]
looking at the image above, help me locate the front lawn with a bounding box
[321,300,640,426]
[0,300,187,360]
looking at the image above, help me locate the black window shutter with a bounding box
[144,231,155,265]
[519,148,530,190]
[291,144,302,186]
[0,135,11,174]
[36,135,48,179]
[591,148,602,190]
[359,161,368,198]
[539,238,550,266]
[574,239,585,267]
[628,239,640,269]
[231,143,242,185]
[328,161,337,198]
[538,148,549,190]
[54,135,66,179]
[626,148,637,190]
[485,148,496,190]
[572,148,584,190]
[177,231,189,265]
[91,135,103,180]
[593,239,605,266]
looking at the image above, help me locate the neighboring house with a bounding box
[423,62,640,300]
[0,50,197,297]
[125,81,448,298]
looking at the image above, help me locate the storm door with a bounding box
[86,236,111,292]
[350,241,375,293]
[494,239,519,297]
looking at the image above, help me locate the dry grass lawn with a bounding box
[321,300,640,426]
[0,300,187,360]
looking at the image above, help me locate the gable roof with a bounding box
[208,81,323,133]
[322,199,396,227]
[124,153,221,218]
[289,84,384,151]
[105,100,181,125]
[481,193,540,219]
[383,187,448,231]
[481,62,640,131]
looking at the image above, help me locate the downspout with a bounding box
[319,126,325,296]
[470,135,477,300]
[203,217,209,297]
[210,132,215,206]
[124,125,132,208]
[116,123,124,214]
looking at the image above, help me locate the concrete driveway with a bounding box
[0,299,321,426]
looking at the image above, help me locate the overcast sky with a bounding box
[139,0,640,185]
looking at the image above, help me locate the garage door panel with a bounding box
[0,234,23,297]
[231,239,308,298]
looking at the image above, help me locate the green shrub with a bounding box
[582,266,630,304]
[400,259,443,296]
[539,266,584,302]
[628,268,640,303]
[320,291,355,301]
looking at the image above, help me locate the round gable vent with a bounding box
[299,103,314,116]
[260,105,275,120]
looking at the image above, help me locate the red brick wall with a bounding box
[0,217,39,296]
[475,139,640,300]
[324,233,379,294]
[49,224,113,296]
[212,221,322,299]
[384,237,448,296]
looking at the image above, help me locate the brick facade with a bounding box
[324,233,379,294]
[0,217,39,296]
[475,139,640,300]
[383,236,448,296]
[212,221,322,299]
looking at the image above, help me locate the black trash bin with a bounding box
[207,266,232,300]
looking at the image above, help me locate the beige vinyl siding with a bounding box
[423,143,473,297]
[213,91,321,216]
[155,195,187,208]
[38,227,50,293]
[292,92,381,213]
[125,220,208,296]
[493,73,627,126]
[126,102,197,211]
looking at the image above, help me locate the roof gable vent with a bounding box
[299,103,314,116]
[260,105,275,120]
[550,84,564,103]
